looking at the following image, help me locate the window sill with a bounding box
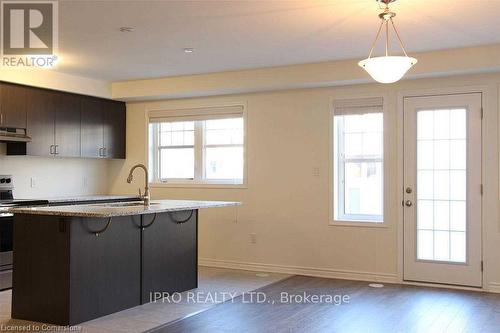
[329,220,387,228]
[150,182,247,189]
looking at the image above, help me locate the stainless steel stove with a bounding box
[0,175,48,290]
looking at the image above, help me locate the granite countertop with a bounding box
[9,200,241,218]
[46,195,142,204]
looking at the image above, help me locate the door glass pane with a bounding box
[416,108,467,263]
[417,200,433,230]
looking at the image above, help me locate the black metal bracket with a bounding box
[168,210,194,224]
[89,217,113,237]
[141,213,157,230]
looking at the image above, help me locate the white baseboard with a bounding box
[199,258,398,284]
[200,258,500,294]
[487,282,500,293]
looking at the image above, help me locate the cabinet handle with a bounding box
[88,217,113,237]
[54,145,59,155]
[0,113,3,125]
[50,145,54,155]
[141,213,157,230]
[103,147,107,157]
[98,147,103,157]
[168,210,194,224]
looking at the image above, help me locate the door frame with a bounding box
[396,85,489,289]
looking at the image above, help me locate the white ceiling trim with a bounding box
[112,44,500,101]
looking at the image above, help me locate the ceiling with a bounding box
[55,0,500,81]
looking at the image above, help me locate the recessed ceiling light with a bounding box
[183,48,194,54]
[119,27,135,33]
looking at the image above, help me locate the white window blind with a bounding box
[149,105,244,123]
[332,97,384,115]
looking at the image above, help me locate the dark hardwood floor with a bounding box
[150,275,500,333]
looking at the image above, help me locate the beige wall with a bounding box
[0,70,114,198]
[108,72,500,290]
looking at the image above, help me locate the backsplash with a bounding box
[0,143,109,199]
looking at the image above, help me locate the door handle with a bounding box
[405,200,413,207]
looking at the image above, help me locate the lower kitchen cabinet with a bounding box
[69,216,142,324]
[12,210,198,325]
[141,211,198,304]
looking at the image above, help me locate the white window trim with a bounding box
[330,96,387,227]
[147,104,248,189]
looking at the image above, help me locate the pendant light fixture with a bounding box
[359,0,417,84]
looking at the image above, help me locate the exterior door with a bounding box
[403,93,482,287]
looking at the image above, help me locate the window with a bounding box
[333,98,384,223]
[149,106,245,185]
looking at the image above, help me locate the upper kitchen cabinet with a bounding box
[4,82,125,159]
[54,93,82,158]
[0,82,27,129]
[26,89,81,158]
[103,100,126,159]
[25,88,56,157]
[81,97,126,159]
[81,98,103,158]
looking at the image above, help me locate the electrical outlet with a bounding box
[312,167,320,177]
[250,233,257,244]
[30,177,36,188]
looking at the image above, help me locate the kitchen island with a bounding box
[9,200,239,326]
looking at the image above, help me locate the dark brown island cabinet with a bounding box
[0,81,126,159]
[12,210,198,325]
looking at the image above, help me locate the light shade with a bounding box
[358,56,417,84]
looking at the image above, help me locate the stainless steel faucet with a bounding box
[127,164,150,206]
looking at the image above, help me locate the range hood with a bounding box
[0,128,31,143]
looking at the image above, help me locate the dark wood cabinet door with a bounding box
[0,82,27,128]
[141,211,198,304]
[81,98,103,158]
[55,94,81,157]
[69,216,141,324]
[103,100,126,159]
[12,215,71,326]
[26,88,55,157]
[1,82,126,160]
